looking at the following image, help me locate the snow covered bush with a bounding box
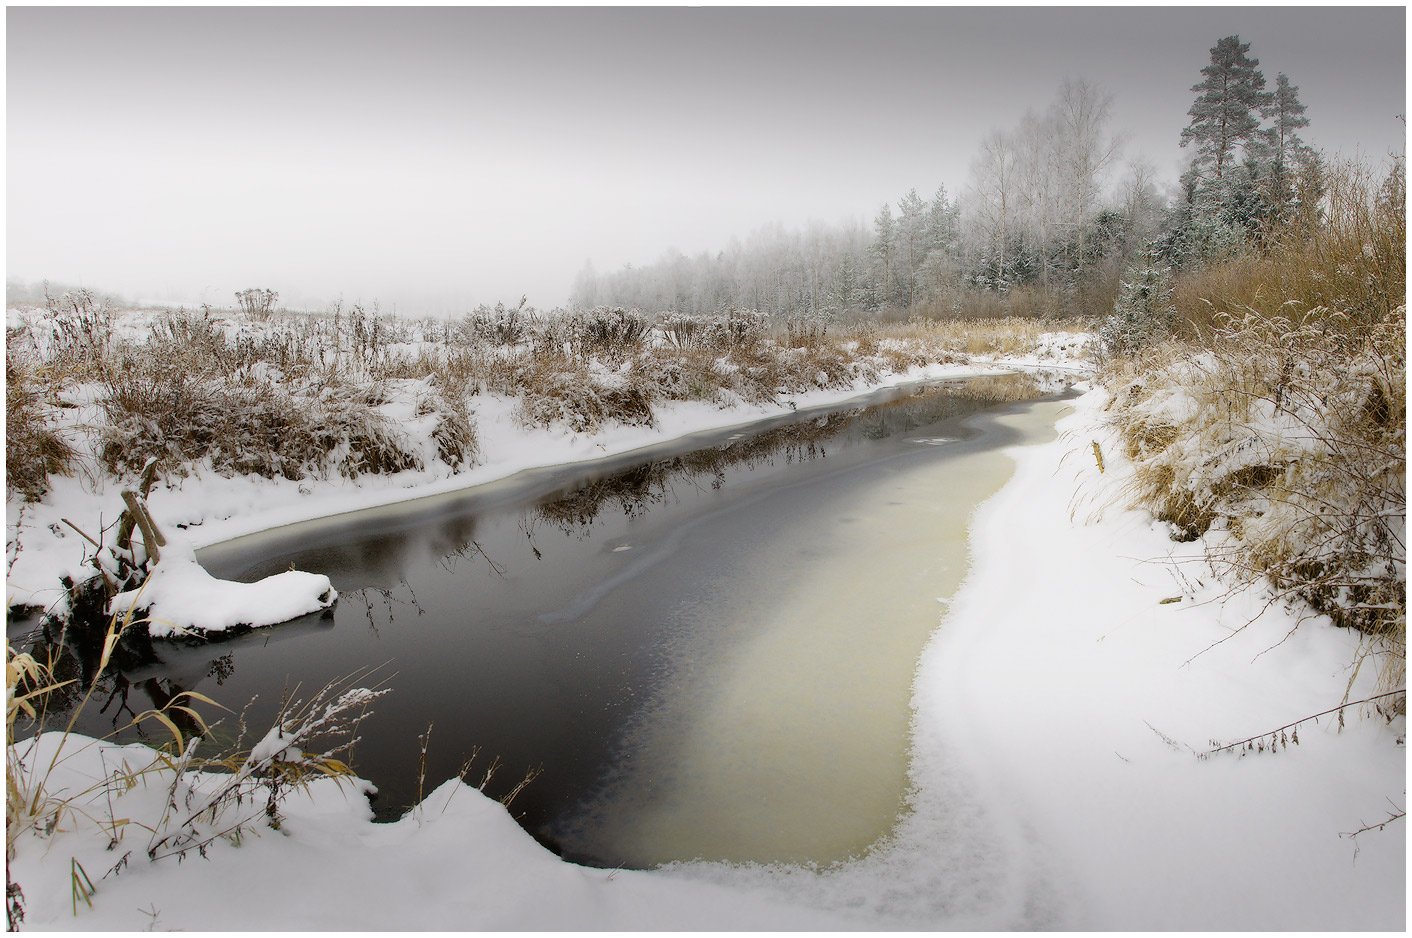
[1104,307,1405,693]
[234,287,278,319]
[455,302,529,347]
[660,310,768,352]
[567,307,651,361]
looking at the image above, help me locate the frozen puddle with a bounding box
[558,399,1072,868]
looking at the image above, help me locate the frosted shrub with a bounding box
[515,369,654,433]
[660,310,768,352]
[456,303,529,347]
[234,287,278,319]
[568,307,651,360]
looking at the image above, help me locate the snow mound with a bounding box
[108,535,336,637]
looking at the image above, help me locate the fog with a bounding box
[7,6,1404,313]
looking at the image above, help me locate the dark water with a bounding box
[9,373,1075,868]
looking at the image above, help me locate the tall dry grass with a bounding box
[1105,158,1406,689]
[6,612,389,928]
[1173,158,1406,336]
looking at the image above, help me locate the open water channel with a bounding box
[12,373,1077,870]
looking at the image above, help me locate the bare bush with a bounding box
[235,288,279,320]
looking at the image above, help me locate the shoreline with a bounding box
[5,359,1079,615]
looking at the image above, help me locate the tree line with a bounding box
[572,35,1347,322]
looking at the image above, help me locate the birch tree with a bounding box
[1052,77,1122,280]
[969,129,1020,289]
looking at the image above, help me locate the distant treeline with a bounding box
[573,36,1348,322]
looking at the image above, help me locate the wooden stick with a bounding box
[120,491,164,563]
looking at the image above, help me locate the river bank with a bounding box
[7,383,1402,930]
[5,305,1085,620]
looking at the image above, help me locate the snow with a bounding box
[7,380,1403,930]
[106,532,336,636]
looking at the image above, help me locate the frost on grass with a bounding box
[1103,308,1406,693]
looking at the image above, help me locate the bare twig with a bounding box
[1208,690,1406,753]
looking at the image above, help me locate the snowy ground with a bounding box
[7,382,1403,930]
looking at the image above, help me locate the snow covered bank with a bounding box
[9,385,1401,929]
[651,387,1405,929]
[5,731,854,930]
[914,386,1404,928]
[6,332,1069,620]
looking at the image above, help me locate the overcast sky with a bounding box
[7,6,1405,313]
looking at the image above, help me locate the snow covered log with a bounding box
[108,536,337,637]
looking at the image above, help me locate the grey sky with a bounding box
[7,6,1405,312]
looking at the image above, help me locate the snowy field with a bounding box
[7,382,1403,930]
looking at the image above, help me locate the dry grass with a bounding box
[878,316,1090,357]
[1173,158,1406,336]
[1103,308,1405,694]
[1100,157,1406,698]
[5,358,77,500]
[7,301,1083,502]
[7,617,387,927]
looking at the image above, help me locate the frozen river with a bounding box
[23,374,1074,869]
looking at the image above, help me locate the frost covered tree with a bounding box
[969,129,1020,291]
[896,188,928,308]
[1261,72,1313,224]
[1014,108,1060,289]
[1180,35,1271,195]
[1099,246,1176,355]
[1264,72,1310,166]
[871,203,897,308]
[1167,36,1321,264]
[917,184,961,303]
[1052,78,1123,280]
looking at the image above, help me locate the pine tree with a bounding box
[1099,246,1177,355]
[918,185,960,303]
[871,203,897,309]
[1180,36,1271,194]
[1265,72,1310,163]
[896,189,928,309]
[1262,72,1312,224]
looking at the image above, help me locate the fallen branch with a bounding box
[1207,689,1406,753]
